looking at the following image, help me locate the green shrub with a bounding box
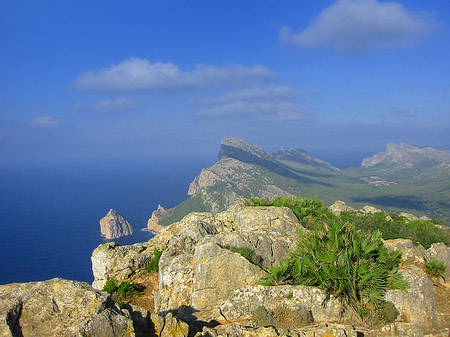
[263,219,407,319]
[261,259,291,286]
[102,278,140,299]
[117,281,140,299]
[103,278,119,294]
[244,195,334,230]
[340,211,450,249]
[146,248,165,272]
[375,301,400,323]
[425,259,446,277]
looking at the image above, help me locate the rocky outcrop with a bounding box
[100,209,134,239]
[91,242,156,290]
[0,278,135,337]
[154,206,300,325]
[362,143,450,168]
[386,268,437,329]
[220,285,347,325]
[424,243,450,287]
[329,200,356,215]
[89,204,450,335]
[146,204,166,233]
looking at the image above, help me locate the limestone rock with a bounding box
[190,241,266,321]
[220,285,346,325]
[383,239,426,265]
[329,200,356,215]
[146,204,167,233]
[91,242,155,290]
[100,209,134,239]
[362,205,383,214]
[154,206,299,324]
[400,212,420,221]
[197,323,362,337]
[0,278,134,337]
[386,269,438,329]
[151,312,189,337]
[424,243,450,287]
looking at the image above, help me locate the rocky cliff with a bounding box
[100,209,134,239]
[91,204,450,336]
[362,143,450,168]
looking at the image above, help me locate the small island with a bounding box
[99,209,134,239]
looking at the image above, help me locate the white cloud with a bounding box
[73,57,273,91]
[199,100,304,120]
[202,85,299,102]
[280,0,437,54]
[94,98,140,112]
[29,116,64,128]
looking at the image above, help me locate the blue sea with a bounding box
[0,156,212,285]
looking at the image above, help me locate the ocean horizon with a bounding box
[0,156,213,285]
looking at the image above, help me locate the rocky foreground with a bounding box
[2,204,450,336]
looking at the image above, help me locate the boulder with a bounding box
[91,242,155,290]
[220,285,345,325]
[190,241,266,321]
[386,269,438,329]
[383,239,426,265]
[362,205,383,214]
[0,278,134,337]
[100,209,134,239]
[424,243,450,287]
[400,212,419,221]
[154,207,299,324]
[329,200,356,215]
[151,312,189,337]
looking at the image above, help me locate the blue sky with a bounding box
[1,0,449,167]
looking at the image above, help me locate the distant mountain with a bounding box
[274,147,339,172]
[150,138,450,227]
[362,143,450,168]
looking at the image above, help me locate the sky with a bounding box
[1,0,449,168]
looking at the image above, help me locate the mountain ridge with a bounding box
[362,142,450,168]
[149,137,450,227]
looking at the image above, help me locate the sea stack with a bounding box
[100,209,133,239]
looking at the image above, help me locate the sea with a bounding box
[0,156,212,285]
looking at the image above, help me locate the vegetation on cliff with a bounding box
[249,195,450,320]
[246,195,450,248]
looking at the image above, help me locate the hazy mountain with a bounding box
[274,148,339,172]
[362,143,450,168]
[152,138,450,227]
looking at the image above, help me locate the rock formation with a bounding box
[93,205,450,336]
[146,204,166,233]
[100,209,134,239]
[0,278,138,337]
